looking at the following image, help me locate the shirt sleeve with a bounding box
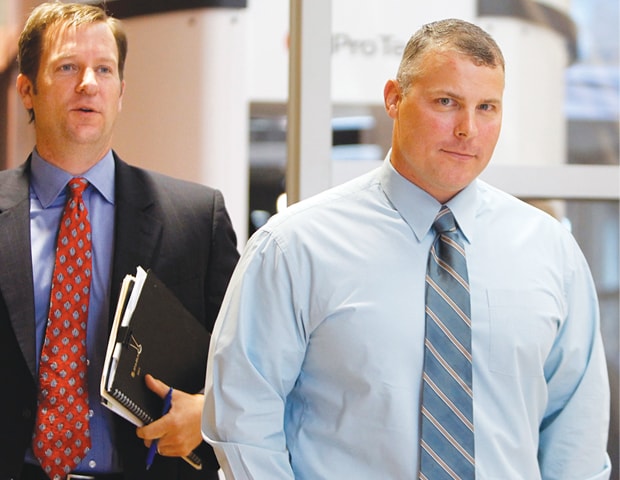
[202,228,306,479]
[538,236,611,479]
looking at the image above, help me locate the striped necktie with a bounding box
[419,206,474,479]
[33,178,92,480]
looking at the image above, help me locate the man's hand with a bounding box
[136,374,204,457]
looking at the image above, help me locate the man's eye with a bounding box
[59,64,75,72]
[98,66,113,74]
[479,103,493,111]
[438,98,453,106]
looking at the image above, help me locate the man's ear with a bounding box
[16,73,35,110]
[383,79,400,119]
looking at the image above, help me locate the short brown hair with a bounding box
[396,18,504,94]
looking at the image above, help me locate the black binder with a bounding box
[100,267,209,469]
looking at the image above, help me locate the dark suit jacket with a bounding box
[0,153,239,480]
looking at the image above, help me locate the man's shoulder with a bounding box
[0,162,30,207]
[0,160,29,181]
[114,155,220,199]
[258,167,383,243]
[476,179,572,238]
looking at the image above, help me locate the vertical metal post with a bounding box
[287,0,332,204]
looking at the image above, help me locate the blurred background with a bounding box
[1,0,618,476]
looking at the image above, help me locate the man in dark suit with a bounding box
[0,3,239,479]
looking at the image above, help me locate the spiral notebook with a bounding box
[100,266,210,470]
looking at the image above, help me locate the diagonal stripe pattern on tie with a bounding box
[419,206,474,480]
[33,178,92,480]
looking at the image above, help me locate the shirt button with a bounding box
[89,409,94,418]
[89,460,97,468]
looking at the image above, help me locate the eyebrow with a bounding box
[52,52,118,65]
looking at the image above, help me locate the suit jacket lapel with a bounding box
[0,161,38,379]
[109,155,163,319]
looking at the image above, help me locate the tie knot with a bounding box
[433,206,457,234]
[68,177,89,198]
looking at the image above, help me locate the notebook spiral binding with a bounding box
[112,388,154,424]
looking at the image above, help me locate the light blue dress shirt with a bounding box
[27,150,121,472]
[203,157,611,479]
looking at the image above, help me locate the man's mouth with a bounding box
[442,149,475,159]
[73,106,97,113]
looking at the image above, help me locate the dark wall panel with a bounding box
[478,0,577,61]
[101,0,246,19]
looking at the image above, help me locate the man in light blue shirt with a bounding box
[202,18,610,479]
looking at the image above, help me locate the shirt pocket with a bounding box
[487,289,560,377]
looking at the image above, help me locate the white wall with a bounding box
[113,8,249,243]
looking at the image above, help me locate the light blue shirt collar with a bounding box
[379,154,477,244]
[30,149,115,207]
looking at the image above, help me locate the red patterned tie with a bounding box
[33,178,92,480]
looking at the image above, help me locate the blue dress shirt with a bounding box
[203,157,611,479]
[27,150,121,473]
